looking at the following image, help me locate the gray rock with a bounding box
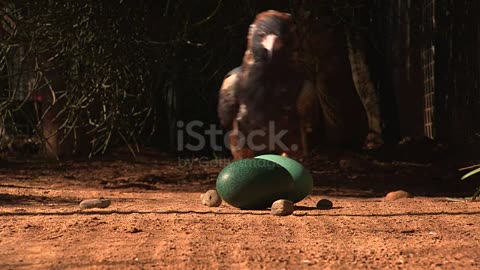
[316,199,333,209]
[271,199,294,216]
[201,190,222,207]
[79,198,111,209]
[385,190,413,201]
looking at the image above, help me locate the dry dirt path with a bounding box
[1,183,479,270]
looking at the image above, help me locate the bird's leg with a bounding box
[279,135,306,161]
[229,120,254,160]
[230,133,254,160]
[300,119,309,157]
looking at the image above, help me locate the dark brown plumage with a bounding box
[218,10,317,159]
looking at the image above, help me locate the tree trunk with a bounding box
[345,29,382,136]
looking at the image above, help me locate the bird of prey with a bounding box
[218,10,317,160]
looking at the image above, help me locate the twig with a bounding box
[458,164,480,171]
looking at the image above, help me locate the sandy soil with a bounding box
[1,153,479,269]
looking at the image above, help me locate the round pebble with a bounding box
[271,199,294,216]
[316,199,333,209]
[201,190,222,207]
[385,190,413,201]
[79,198,111,209]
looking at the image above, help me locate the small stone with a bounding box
[79,198,111,209]
[271,199,294,216]
[316,199,333,209]
[201,190,222,207]
[385,190,413,201]
[128,227,142,233]
[453,252,464,260]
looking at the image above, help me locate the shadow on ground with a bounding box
[0,193,79,206]
[1,149,479,199]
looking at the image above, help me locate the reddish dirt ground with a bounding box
[1,152,480,269]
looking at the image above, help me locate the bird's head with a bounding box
[246,10,298,64]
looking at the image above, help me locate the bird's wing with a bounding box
[218,67,241,130]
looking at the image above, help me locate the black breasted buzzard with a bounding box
[218,10,317,159]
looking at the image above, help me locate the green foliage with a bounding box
[461,166,480,201]
[461,167,480,180]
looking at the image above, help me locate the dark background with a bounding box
[1,0,480,159]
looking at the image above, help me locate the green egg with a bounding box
[216,158,294,209]
[255,154,313,203]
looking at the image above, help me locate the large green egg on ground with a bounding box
[216,158,294,209]
[255,154,313,203]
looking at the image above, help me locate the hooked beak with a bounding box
[261,34,280,59]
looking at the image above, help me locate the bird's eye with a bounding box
[257,31,266,38]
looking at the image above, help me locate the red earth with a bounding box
[1,150,479,269]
